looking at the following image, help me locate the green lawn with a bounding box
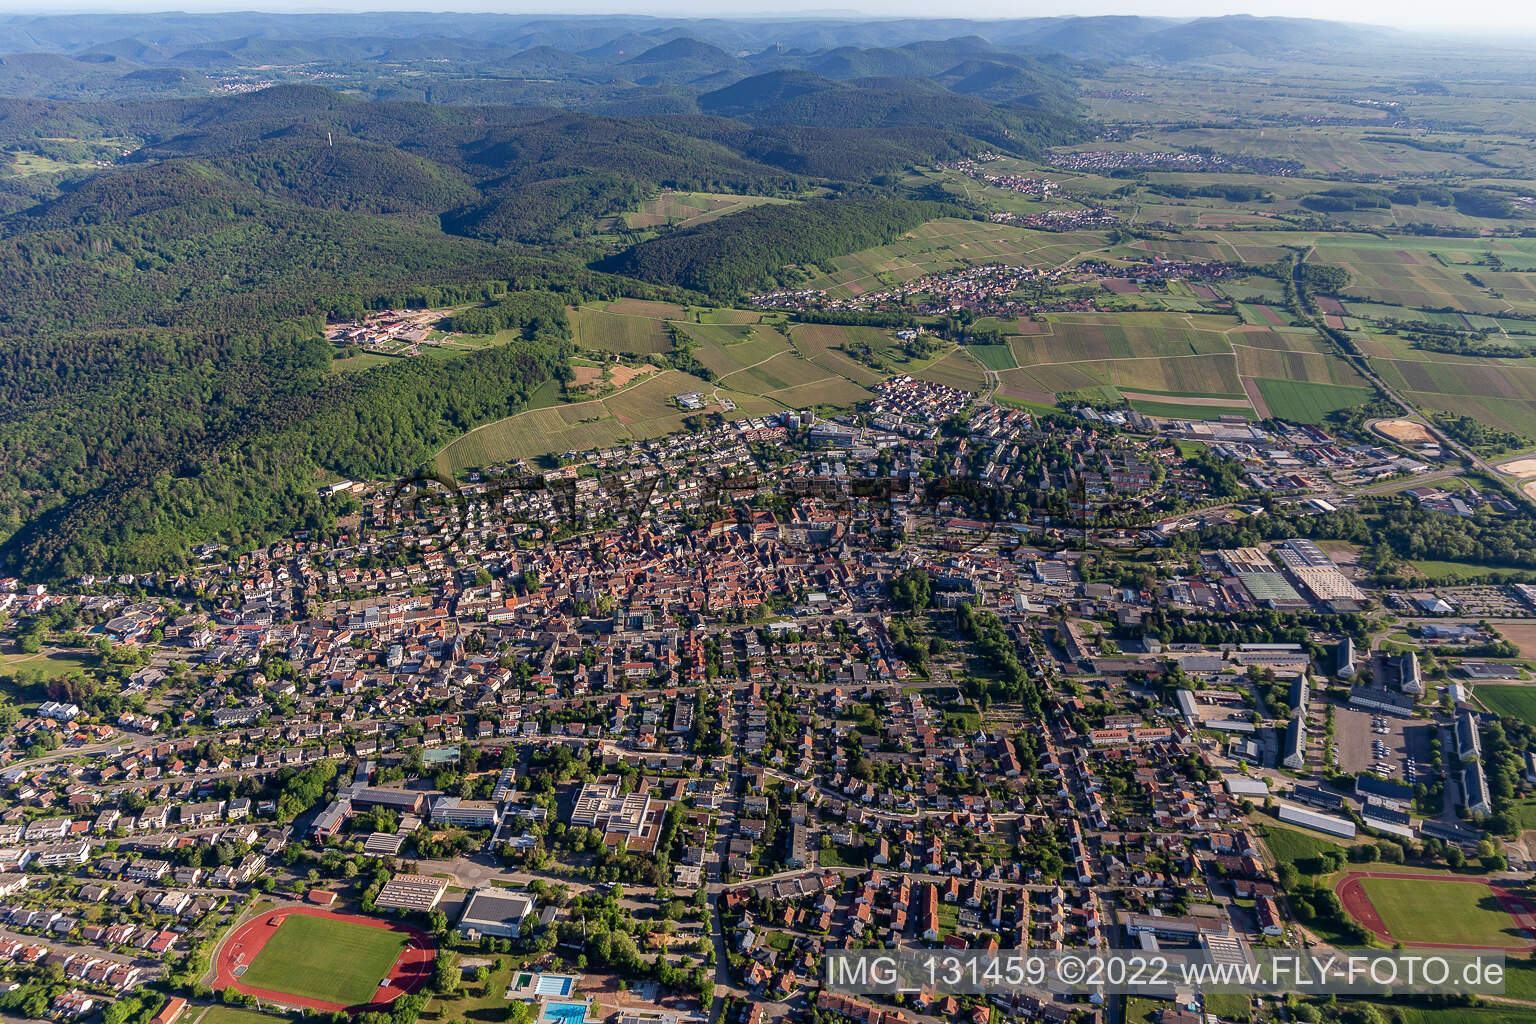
[1410,558,1536,582]
[1258,822,1347,874]
[0,649,96,680]
[238,914,410,1006]
[1358,877,1521,947]
[1500,956,1536,1002]
[1476,686,1536,726]
[1332,1002,1536,1024]
[1201,993,1253,1022]
[1125,998,1169,1024]
[193,1007,285,1024]
[1510,798,1536,831]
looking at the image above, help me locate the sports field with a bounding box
[225,910,425,1009]
[1345,875,1532,948]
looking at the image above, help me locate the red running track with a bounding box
[213,906,436,1013]
[1334,870,1536,950]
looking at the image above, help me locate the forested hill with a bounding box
[0,84,1083,241]
[0,130,686,579]
[0,72,1059,580]
[598,198,962,296]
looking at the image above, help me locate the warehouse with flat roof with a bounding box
[458,888,535,939]
[1276,802,1356,839]
[376,873,450,912]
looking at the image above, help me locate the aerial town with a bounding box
[0,367,1530,1024]
[6,7,1536,1024]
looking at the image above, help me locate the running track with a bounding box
[1335,870,1536,950]
[213,906,436,1013]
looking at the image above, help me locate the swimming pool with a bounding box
[534,975,573,997]
[540,1002,586,1024]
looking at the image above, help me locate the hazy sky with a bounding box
[0,0,1526,35]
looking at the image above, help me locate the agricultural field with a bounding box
[967,344,1017,371]
[1473,685,1536,726]
[915,349,989,392]
[981,311,1373,418]
[1369,350,1536,439]
[674,322,791,378]
[1327,248,1506,313]
[1253,379,1373,423]
[1231,330,1368,386]
[1128,397,1254,420]
[436,369,712,468]
[236,913,411,1007]
[1005,312,1237,365]
[622,190,792,230]
[795,218,1109,300]
[1151,126,1513,177]
[440,323,878,470]
[570,302,673,355]
[791,323,954,383]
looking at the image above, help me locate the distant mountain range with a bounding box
[0,12,1393,62]
[0,13,1404,106]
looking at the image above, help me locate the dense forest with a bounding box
[599,197,961,295]
[4,307,572,577]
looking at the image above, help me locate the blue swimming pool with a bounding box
[540,1002,586,1024]
[534,974,573,997]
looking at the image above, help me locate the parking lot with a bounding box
[1331,705,1436,787]
[1434,586,1533,618]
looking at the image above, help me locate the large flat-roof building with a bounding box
[338,785,428,815]
[430,796,499,829]
[569,779,667,852]
[457,888,535,939]
[1349,684,1415,717]
[376,873,449,913]
[1355,774,1413,808]
[1276,802,1356,839]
